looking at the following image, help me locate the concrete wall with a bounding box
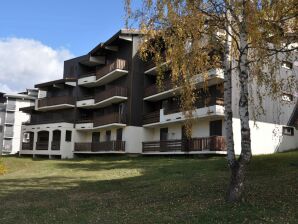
[232,118,298,155]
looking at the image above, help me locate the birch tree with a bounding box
[125,0,297,202]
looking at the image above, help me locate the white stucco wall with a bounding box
[232,118,298,155]
[21,122,75,159]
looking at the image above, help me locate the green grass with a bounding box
[0,152,297,224]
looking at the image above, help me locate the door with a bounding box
[105,130,111,142]
[209,120,222,136]
[116,128,123,141]
[160,128,168,151]
[92,132,100,142]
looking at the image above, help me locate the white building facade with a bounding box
[0,90,37,155]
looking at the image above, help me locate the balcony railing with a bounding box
[51,141,60,151]
[5,117,15,124]
[38,96,75,108]
[142,136,226,152]
[36,142,49,150]
[22,142,33,150]
[95,87,128,103]
[196,97,224,108]
[143,111,160,124]
[96,59,128,80]
[144,80,174,97]
[6,104,16,111]
[94,113,126,127]
[4,129,13,137]
[143,52,166,72]
[74,141,125,152]
[163,97,224,115]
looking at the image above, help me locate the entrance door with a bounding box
[209,120,222,136]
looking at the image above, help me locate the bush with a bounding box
[0,159,6,175]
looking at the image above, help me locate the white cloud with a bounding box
[0,37,74,93]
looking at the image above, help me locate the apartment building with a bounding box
[0,89,37,155]
[19,29,298,159]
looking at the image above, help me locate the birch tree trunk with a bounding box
[227,0,252,202]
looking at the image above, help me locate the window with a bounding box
[282,126,294,136]
[282,93,293,102]
[210,120,223,136]
[0,125,2,133]
[116,128,123,141]
[282,61,293,70]
[65,130,72,142]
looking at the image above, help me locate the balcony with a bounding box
[6,104,16,111]
[37,96,75,111]
[94,113,126,129]
[4,116,15,124]
[76,87,128,109]
[78,59,128,87]
[74,141,125,153]
[143,111,160,125]
[143,97,224,127]
[144,69,224,102]
[4,126,14,138]
[144,80,178,101]
[76,112,126,130]
[75,119,94,130]
[142,136,226,153]
[143,52,167,75]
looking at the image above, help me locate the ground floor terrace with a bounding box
[19,118,298,159]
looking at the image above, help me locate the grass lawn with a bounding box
[0,151,297,224]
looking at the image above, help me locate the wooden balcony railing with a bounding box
[196,97,224,108]
[51,141,61,151]
[142,136,226,152]
[74,143,92,151]
[74,141,125,152]
[79,70,96,78]
[38,96,75,108]
[144,80,174,97]
[143,52,166,72]
[22,142,33,150]
[36,142,49,150]
[95,87,127,103]
[93,113,126,127]
[96,59,128,80]
[143,111,160,124]
[163,97,224,115]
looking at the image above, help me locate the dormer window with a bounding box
[282,93,293,102]
[282,61,293,69]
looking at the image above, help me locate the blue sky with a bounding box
[0,0,129,56]
[0,0,141,92]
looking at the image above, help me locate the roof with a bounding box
[4,93,36,100]
[89,29,141,55]
[35,78,77,88]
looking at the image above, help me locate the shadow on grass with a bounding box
[0,153,297,224]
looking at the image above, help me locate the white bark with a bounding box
[224,5,236,168]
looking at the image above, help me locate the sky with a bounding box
[0,0,134,93]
